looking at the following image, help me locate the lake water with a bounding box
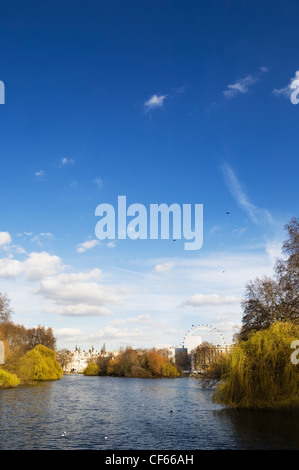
[0,374,299,450]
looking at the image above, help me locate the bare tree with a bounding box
[0,292,12,323]
[56,349,74,370]
[239,217,299,340]
[25,325,56,350]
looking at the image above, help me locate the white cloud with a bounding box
[37,278,126,305]
[223,74,258,99]
[153,262,174,273]
[144,94,167,113]
[56,268,102,283]
[54,328,87,344]
[35,267,129,318]
[0,257,23,278]
[0,232,12,247]
[45,304,113,317]
[76,239,100,253]
[182,293,241,308]
[0,251,64,281]
[23,252,65,281]
[221,161,273,225]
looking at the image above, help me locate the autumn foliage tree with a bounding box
[105,347,180,378]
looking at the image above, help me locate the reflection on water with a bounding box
[0,375,299,450]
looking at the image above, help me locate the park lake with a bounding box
[1,374,299,450]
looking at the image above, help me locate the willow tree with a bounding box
[84,362,100,376]
[0,368,20,389]
[213,322,299,410]
[18,344,63,382]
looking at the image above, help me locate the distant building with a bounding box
[65,347,98,373]
[191,344,232,373]
[155,344,190,370]
[155,341,233,374]
[65,346,118,373]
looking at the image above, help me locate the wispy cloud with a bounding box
[143,86,186,115]
[144,94,167,113]
[221,161,273,225]
[107,242,116,248]
[94,177,103,188]
[60,157,74,166]
[260,66,269,73]
[30,232,54,247]
[76,239,100,253]
[35,170,44,179]
[182,293,241,308]
[223,74,258,99]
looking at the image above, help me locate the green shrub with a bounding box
[18,344,63,382]
[84,362,100,376]
[213,322,299,410]
[0,368,20,388]
[161,362,180,377]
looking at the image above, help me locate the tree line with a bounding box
[84,346,181,378]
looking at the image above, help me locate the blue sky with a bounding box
[0,0,298,351]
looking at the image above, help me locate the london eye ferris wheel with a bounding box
[183,324,226,353]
